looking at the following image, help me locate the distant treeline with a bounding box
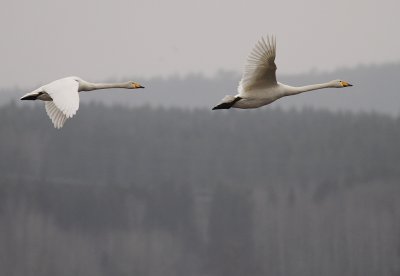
[2,62,400,115]
[1,103,400,276]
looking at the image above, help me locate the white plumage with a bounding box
[20,76,144,129]
[241,36,277,92]
[44,77,80,119]
[212,36,352,110]
[45,102,68,129]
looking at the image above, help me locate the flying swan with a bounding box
[212,36,352,110]
[20,76,144,129]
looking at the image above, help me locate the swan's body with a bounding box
[20,76,144,129]
[212,36,352,110]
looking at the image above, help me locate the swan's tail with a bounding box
[212,95,242,110]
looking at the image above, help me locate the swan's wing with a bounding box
[43,77,80,119]
[240,36,277,92]
[45,101,68,129]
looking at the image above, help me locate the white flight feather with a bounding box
[45,101,68,129]
[43,77,80,119]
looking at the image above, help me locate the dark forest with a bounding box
[1,103,400,276]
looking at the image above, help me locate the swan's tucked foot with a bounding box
[212,96,242,110]
[212,102,235,110]
[20,94,38,100]
[20,91,52,101]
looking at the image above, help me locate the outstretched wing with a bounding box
[240,36,277,92]
[45,101,68,129]
[43,77,80,119]
[42,77,80,128]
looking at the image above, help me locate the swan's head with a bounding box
[332,80,353,88]
[129,82,145,89]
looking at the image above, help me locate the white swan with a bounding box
[20,76,144,129]
[212,36,352,110]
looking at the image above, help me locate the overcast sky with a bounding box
[1,0,399,88]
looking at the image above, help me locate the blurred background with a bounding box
[1,0,400,275]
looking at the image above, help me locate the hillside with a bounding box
[2,62,400,115]
[1,104,400,275]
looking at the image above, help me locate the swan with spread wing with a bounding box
[212,36,352,110]
[20,76,144,129]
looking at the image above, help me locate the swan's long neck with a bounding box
[80,82,131,91]
[284,82,334,96]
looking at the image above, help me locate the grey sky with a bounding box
[1,0,399,88]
